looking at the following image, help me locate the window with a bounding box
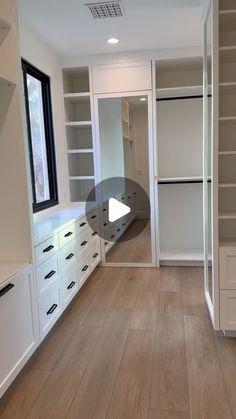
[22,60,58,212]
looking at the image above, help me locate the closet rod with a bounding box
[156,94,212,102]
[158,179,212,185]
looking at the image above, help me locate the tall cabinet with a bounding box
[204,0,236,331]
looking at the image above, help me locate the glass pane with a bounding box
[27,74,50,203]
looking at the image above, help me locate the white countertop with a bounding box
[32,203,97,246]
[0,262,29,287]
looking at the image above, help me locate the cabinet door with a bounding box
[220,290,236,330]
[0,267,36,397]
[220,247,236,289]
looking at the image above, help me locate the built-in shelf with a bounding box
[156,85,203,99]
[69,176,95,180]
[0,17,10,46]
[160,251,204,262]
[219,183,236,188]
[65,121,92,127]
[158,176,203,184]
[64,92,90,100]
[220,45,236,51]
[219,82,236,87]
[67,149,93,154]
[219,116,236,121]
[219,211,236,219]
[220,9,236,15]
[219,150,236,155]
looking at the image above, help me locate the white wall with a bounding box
[18,25,67,211]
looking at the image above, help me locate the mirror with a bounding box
[97,95,152,264]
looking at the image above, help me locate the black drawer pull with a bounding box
[92,231,97,236]
[128,196,131,199]
[105,241,108,246]
[43,244,54,253]
[122,223,126,226]
[44,270,56,280]
[91,215,97,219]
[117,228,121,232]
[103,208,107,212]
[47,303,58,315]
[134,192,137,195]
[121,197,125,200]
[81,240,88,247]
[104,222,107,226]
[66,253,74,260]
[64,231,73,238]
[93,252,99,258]
[80,222,87,227]
[82,265,89,272]
[110,234,115,239]
[67,281,76,290]
[0,283,14,298]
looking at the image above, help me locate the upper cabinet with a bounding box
[92,61,152,94]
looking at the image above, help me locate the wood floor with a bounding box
[1,266,236,419]
[106,219,152,263]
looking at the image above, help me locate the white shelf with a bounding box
[219,182,236,188]
[65,121,92,127]
[219,211,236,219]
[220,45,236,51]
[64,92,90,98]
[219,150,236,155]
[160,251,204,262]
[158,176,203,183]
[156,85,203,99]
[67,149,93,154]
[220,82,236,88]
[0,17,10,46]
[220,9,236,15]
[219,116,236,121]
[69,176,95,180]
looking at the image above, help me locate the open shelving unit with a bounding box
[156,57,204,264]
[218,6,236,245]
[62,67,95,202]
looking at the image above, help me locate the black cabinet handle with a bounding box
[117,228,121,232]
[43,245,54,253]
[93,252,99,258]
[91,215,97,219]
[104,222,107,226]
[81,240,88,247]
[66,253,74,260]
[92,231,97,236]
[0,283,14,298]
[110,234,115,239]
[67,281,76,290]
[121,197,125,200]
[128,196,131,199]
[82,265,89,272]
[44,270,56,280]
[105,241,108,246]
[103,208,107,212]
[64,231,73,238]
[122,223,126,226]
[134,192,137,195]
[47,303,58,315]
[80,222,87,227]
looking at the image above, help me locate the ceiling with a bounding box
[17,0,202,58]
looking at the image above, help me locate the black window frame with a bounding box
[22,59,58,213]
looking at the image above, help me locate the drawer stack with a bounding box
[34,209,101,341]
[219,246,236,330]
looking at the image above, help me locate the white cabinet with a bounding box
[38,285,61,339]
[35,234,59,266]
[220,247,236,289]
[0,267,37,398]
[62,268,78,309]
[92,61,152,94]
[36,255,59,301]
[220,290,236,330]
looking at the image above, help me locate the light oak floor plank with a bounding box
[66,308,132,419]
[160,268,181,293]
[184,315,232,419]
[107,329,156,419]
[149,409,189,419]
[129,268,160,331]
[150,291,189,412]
[111,268,143,309]
[180,267,208,317]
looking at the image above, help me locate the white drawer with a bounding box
[77,229,89,256]
[87,209,99,224]
[220,290,236,330]
[78,252,90,286]
[220,247,236,289]
[39,286,61,339]
[35,235,59,266]
[59,223,76,248]
[90,240,101,270]
[76,216,88,235]
[87,221,99,245]
[62,267,78,309]
[60,240,77,272]
[36,255,59,301]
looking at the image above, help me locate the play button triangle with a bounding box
[108,197,131,223]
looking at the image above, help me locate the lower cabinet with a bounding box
[219,246,236,330]
[220,290,236,330]
[38,285,61,340]
[61,266,78,309]
[0,266,37,398]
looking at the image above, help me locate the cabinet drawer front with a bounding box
[78,252,90,286]
[0,268,35,397]
[36,255,59,301]
[220,247,236,289]
[92,61,152,94]
[39,286,61,338]
[77,229,89,256]
[59,223,76,248]
[87,209,99,224]
[60,241,77,272]
[35,235,59,266]
[76,216,88,235]
[62,268,78,309]
[90,240,101,269]
[220,290,236,330]
[87,221,99,245]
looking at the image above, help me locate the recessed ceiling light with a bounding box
[140,97,147,101]
[107,37,119,44]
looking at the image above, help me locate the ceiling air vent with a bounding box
[85,1,125,19]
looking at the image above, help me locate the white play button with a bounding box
[108,197,131,223]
